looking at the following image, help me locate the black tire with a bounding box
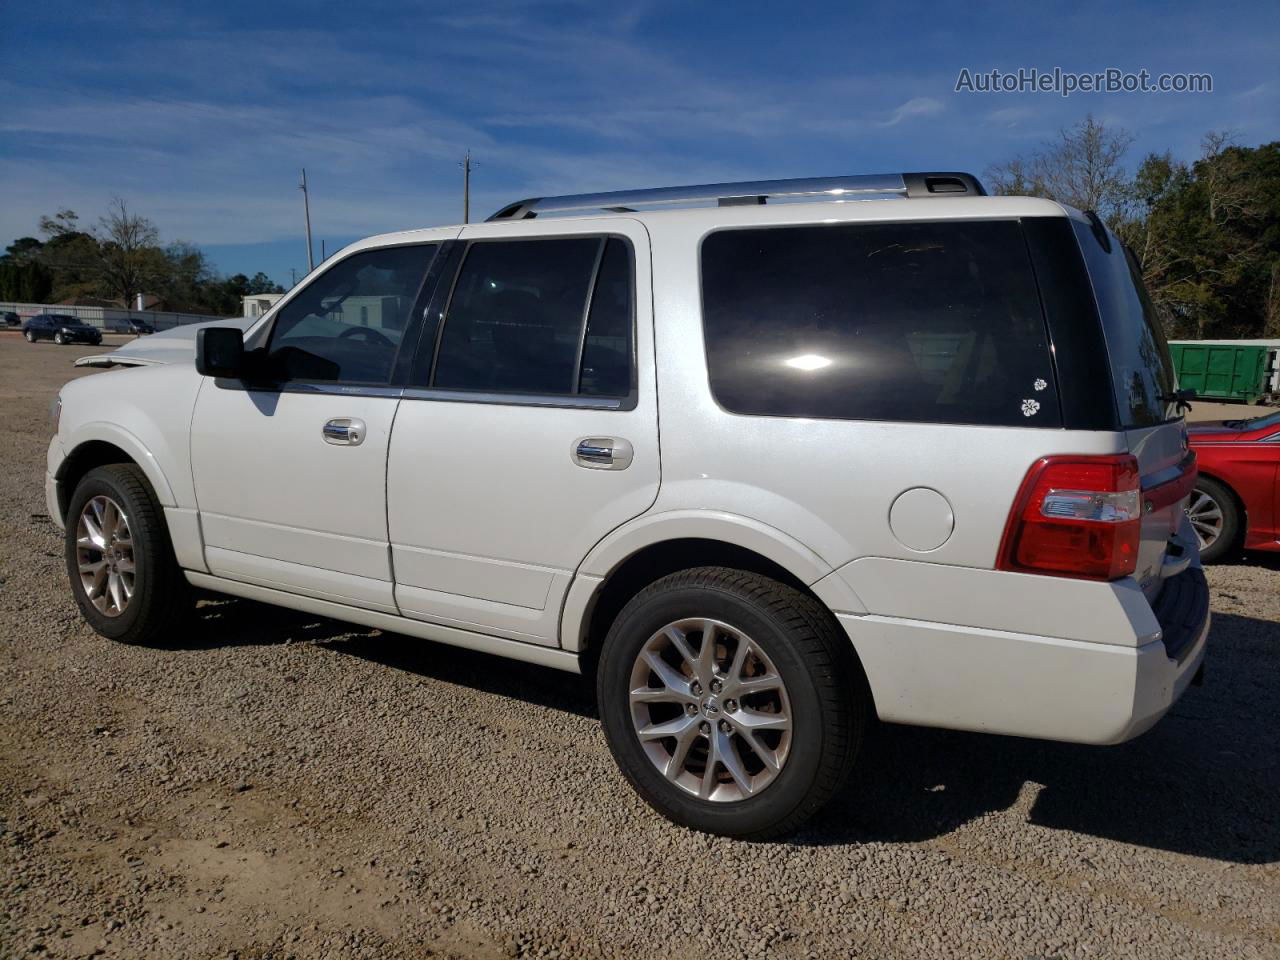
[597,566,866,839]
[1191,476,1241,564]
[64,464,192,644]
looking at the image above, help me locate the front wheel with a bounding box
[53,332,65,345]
[597,567,866,839]
[1188,476,1240,563]
[64,464,192,644]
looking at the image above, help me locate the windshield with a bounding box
[1227,410,1280,430]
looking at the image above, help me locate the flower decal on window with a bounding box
[1034,378,1047,392]
[1021,399,1041,417]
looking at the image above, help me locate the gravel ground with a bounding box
[2,333,1278,960]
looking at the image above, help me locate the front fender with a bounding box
[59,421,178,506]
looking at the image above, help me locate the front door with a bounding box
[386,218,659,645]
[190,236,451,612]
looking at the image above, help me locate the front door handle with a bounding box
[573,437,634,470]
[323,418,366,446]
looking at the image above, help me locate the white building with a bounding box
[241,293,285,318]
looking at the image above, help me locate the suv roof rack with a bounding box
[487,172,986,221]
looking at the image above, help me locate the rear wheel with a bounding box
[64,464,192,644]
[24,330,35,342]
[597,567,865,839]
[1188,476,1240,563]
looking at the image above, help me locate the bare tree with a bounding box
[95,198,162,307]
[985,115,1135,224]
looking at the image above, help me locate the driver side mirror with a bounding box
[195,327,246,378]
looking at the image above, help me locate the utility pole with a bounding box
[461,150,473,223]
[300,167,315,272]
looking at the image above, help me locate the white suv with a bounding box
[48,173,1209,838]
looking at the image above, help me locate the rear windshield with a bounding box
[1071,220,1177,428]
[700,220,1061,427]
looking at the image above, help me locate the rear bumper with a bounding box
[837,565,1210,746]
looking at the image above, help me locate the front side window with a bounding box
[701,220,1061,427]
[268,244,436,383]
[429,236,633,398]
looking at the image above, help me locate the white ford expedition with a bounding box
[48,173,1209,838]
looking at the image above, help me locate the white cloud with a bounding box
[879,97,944,127]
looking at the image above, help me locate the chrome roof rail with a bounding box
[487,172,985,221]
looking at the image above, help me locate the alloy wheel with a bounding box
[75,495,136,617]
[628,618,792,802]
[1187,489,1225,551]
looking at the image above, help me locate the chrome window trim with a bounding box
[213,379,404,400]
[401,387,627,411]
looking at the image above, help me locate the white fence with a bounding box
[1,301,230,332]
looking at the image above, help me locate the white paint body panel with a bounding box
[190,388,400,610]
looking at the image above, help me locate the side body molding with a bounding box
[559,509,867,652]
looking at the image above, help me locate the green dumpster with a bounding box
[1167,342,1269,404]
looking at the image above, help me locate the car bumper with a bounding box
[46,438,65,530]
[836,565,1210,746]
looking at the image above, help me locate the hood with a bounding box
[75,317,254,368]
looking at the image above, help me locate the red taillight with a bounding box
[997,455,1142,581]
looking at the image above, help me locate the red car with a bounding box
[1187,410,1280,561]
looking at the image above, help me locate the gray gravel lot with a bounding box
[2,333,1278,959]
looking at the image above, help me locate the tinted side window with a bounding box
[268,244,436,383]
[701,221,1060,426]
[578,238,633,397]
[431,237,633,398]
[1071,221,1176,428]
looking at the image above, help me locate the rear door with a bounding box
[1071,220,1194,597]
[385,217,658,646]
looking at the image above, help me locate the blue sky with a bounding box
[3,0,1278,291]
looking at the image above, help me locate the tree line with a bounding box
[0,200,282,316]
[987,117,1280,341]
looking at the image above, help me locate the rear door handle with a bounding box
[323,418,366,446]
[573,437,633,470]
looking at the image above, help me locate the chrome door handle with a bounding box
[573,437,633,470]
[323,418,366,446]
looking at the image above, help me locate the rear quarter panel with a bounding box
[644,208,1127,602]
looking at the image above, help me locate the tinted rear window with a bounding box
[1070,221,1177,428]
[700,220,1061,426]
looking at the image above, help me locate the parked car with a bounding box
[24,314,102,345]
[45,172,1208,839]
[2,311,20,327]
[106,317,156,335]
[1187,411,1280,561]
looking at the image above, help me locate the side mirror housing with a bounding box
[195,327,246,378]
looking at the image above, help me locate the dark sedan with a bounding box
[23,314,103,345]
[106,317,156,335]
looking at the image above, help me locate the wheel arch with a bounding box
[560,511,865,655]
[56,427,175,522]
